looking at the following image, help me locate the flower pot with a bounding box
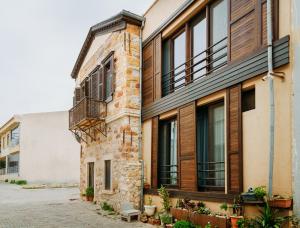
[148,217,161,225]
[170,208,189,221]
[268,199,292,208]
[230,216,243,228]
[144,183,150,189]
[165,224,173,228]
[144,205,156,216]
[86,196,94,202]
[190,213,229,228]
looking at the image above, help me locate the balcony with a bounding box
[162,37,228,97]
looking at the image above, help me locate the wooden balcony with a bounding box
[69,97,106,131]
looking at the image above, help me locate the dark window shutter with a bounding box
[84,79,90,97]
[142,41,154,107]
[154,33,162,100]
[226,84,243,194]
[75,88,81,104]
[178,102,197,191]
[151,116,159,188]
[98,68,104,101]
[110,56,116,94]
[91,70,99,100]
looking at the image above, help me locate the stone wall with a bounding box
[77,24,142,211]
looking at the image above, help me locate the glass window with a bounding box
[105,160,111,190]
[105,59,113,100]
[88,162,94,188]
[197,102,225,191]
[173,31,186,91]
[210,0,228,70]
[192,13,207,80]
[162,40,171,97]
[11,126,20,147]
[159,118,178,186]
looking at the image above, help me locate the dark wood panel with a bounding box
[143,41,154,107]
[151,117,159,188]
[226,84,243,194]
[178,103,197,191]
[230,0,255,22]
[154,34,162,100]
[142,36,289,120]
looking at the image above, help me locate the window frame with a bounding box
[104,160,112,191]
[102,51,115,103]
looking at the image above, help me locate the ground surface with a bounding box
[0,183,152,228]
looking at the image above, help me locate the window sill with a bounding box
[144,188,236,203]
[101,189,114,195]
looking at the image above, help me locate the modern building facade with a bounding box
[0,111,80,183]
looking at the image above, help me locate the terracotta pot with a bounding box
[230,216,243,228]
[190,213,229,228]
[268,199,292,208]
[144,183,150,189]
[86,196,94,202]
[148,218,161,225]
[170,208,189,221]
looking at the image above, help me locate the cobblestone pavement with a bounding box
[0,183,152,228]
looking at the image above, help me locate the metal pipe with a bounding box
[138,19,145,211]
[266,0,275,197]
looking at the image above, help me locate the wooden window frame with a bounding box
[102,51,115,103]
[104,160,112,191]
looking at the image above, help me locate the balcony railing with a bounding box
[162,37,228,97]
[69,97,106,130]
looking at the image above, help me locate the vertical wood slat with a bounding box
[98,68,104,101]
[151,116,159,188]
[178,102,197,191]
[226,84,243,194]
[154,34,162,100]
[142,41,154,107]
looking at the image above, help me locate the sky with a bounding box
[0,0,153,126]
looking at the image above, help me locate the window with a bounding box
[197,101,225,191]
[103,56,113,101]
[11,126,20,147]
[173,31,186,91]
[88,162,94,188]
[158,118,178,187]
[104,160,111,190]
[242,88,255,112]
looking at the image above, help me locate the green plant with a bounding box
[4,179,8,182]
[197,206,211,215]
[148,196,153,206]
[10,180,15,184]
[204,222,211,228]
[220,203,228,212]
[101,201,114,211]
[15,180,27,185]
[85,187,94,197]
[158,185,171,212]
[254,186,267,200]
[174,220,195,228]
[231,197,242,216]
[160,213,172,224]
[253,202,290,227]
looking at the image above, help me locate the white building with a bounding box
[0,111,80,184]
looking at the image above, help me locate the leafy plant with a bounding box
[85,187,94,197]
[254,186,267,200]
[4,179,8,182]
[15,180,27,185]
[160,213,172,224]
[148,196,153,206]
[232,197,242,216]
[174,220,193,228]
[197,206,211,215]
[220,203,228,212]
[158,185,171,212]
[204,222,211,228]
[10,180,15,184]
[101,201,114,211]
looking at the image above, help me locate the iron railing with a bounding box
[162,37,228,96]
[69,97,106,129]
[159,164,178,186]
[7,165,18,174]
[197,161,225,190]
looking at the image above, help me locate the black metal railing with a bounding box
[162,37,228,96]
[159,164,178,186]
[7,165,19,174]
[197,161,225,190]
[69,97,106,129]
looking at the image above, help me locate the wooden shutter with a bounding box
[91,70,99,100]
[75,88,81,104]
[178,102,197,191]
[226,84,243,194]
[84,79,90,97]
[142,41,154,107]
[261,0,279,46]
[154,34,162,100]
[151,116,159,188]
[98,68,104,101]
[110,56,116,94]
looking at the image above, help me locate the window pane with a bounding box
[173,32,186,90]
[210,0,228,70]
[159,119,178,186]
[105,160,111,190]
[192,14,207,80]
[162,40,171,96]
[11,126,20,146]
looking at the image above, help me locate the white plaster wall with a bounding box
[19,111,80,183]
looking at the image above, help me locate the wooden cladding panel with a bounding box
[143,41,154,107]
[91,71,99,100]
[154,34,162,100]
[226,84,243,194]
[178,103,197,191]
[151,117,159,188]
[230,0,255,22]
[230,10,257,61]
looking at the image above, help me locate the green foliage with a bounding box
[15,180,27,185]
[254,186,267,200]
[174,220,195,228]
[220,203,228,211]
[10,180,15,184]
[158,185,171,212]
[4,179,8,182]
[204,223,211,228]
[101,202,114,211]
[85,187,94,197]
[160,213,172,224]
[148,196,153,206]
[197,206,211,215]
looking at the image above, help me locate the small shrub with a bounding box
[101,202,114,211]
[220,203,228,211]
[4,179,8,182]
[10,180,15,184]
[15,180,27,185]
[85,187,94,197]
[160,213,172,224]
[158,185,171,212]
[174,220,202,228]
[254,186,267,200]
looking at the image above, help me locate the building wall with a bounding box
[19,111,80,183]
[77,24,142,211]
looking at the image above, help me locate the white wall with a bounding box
[19,111,80,183]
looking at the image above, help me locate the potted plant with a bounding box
[229,199,243,228]
[268,195,293,208]
[148,212,161,225]
[158,185,171,213]
[160,213,173,227]
[144,196,156,216]
[85,186,94,202]
[170,198,191,221]
[144,182,150,190]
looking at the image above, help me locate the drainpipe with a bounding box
[266,0,274,197]
[138,19,145,211]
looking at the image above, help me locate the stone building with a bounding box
[69,11,144,210]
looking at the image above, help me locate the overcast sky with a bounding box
[0,0,153,126]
